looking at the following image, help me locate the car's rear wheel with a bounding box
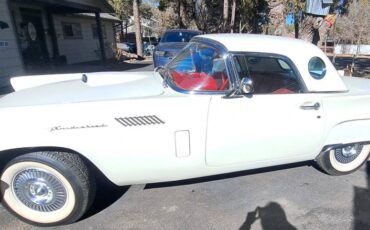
[0,151,95,226]
[316,143,370,176]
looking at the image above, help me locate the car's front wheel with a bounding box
[316,143,370,176]
[0,151,95,226]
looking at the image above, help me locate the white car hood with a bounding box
[0,71,164,108]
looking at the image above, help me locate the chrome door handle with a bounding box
[300,102,320,110]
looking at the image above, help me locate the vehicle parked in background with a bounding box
[116,43,131,53]
[144,42,155,56]
[118,42,155,56]
[2,34,370,226]
[116,42,136,54]
[153,29,202,67]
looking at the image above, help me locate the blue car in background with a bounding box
[154,29,202,67]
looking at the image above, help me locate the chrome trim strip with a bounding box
[308,90,349,94]
[115,116,166,127]
[320,141,370,154]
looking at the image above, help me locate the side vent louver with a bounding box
[115,115,165,127]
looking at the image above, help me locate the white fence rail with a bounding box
[334,45,370,55]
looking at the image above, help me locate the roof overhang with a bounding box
[74,13,121,22]
[11,0,114,13]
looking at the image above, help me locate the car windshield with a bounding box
[167,42,229,91]
[161,31,201,43]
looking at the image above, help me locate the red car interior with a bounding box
[171,71,229,91]
[250,72,300,94]
[170,70,298,94]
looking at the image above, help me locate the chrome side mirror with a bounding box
[240,77,254,94]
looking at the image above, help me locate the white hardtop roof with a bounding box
[199,34,314,54]
[197,34,347,93]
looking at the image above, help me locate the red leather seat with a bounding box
[213,72,229,90]
[272,88,295,94]
[170,71,218,91]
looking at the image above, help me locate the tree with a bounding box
[298,0,347,45]
[109,0,132,19]
[158,0,196,29]
[230,0,236,32]
[260,0,306,37]
[109,0,152,57]
[152,6,178,35]
[109,0,132,41]
[335,0,370,70]
[194,0,223,33]
[223,0,229,32]
[133,0,143,57]
[155,0,349,40]
[140,3,154,20]
[266,0,286,36]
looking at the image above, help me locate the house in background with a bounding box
[119,16,159,43]
[0,0,120,87]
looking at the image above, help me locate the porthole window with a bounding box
[308,57,326,79]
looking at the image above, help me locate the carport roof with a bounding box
[75,13,121,22]
[12,0,114,13]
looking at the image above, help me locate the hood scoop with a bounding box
[82,74,88,83]
[82,72,152,87]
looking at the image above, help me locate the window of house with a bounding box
[92,24,106,39]
[62,22,83,39]
[233,54,303,94]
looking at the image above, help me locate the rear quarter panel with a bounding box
[322,94,370,146]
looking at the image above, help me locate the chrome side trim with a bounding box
[115,116,165,127]
[320,141,370,154]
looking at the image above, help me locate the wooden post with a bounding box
[46,9,59,64]
[95,12,106,66]
[120,20,124,42]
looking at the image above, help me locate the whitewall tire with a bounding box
[0,151,95,226]
[316,143,370,176]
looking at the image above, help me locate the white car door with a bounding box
[206,54,326,166]
[206,94,325,166]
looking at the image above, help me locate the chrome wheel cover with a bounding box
[334,144,363,164]
[12,168,67,212]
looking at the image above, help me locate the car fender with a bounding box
[323,119,370,146]
[0,93,211,186]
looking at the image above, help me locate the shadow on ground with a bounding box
[145,161,312,189]
[81,169,130,220]
[353,161,370,229]
[0,180,9,204]
[239,202,297,230]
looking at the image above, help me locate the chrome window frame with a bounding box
[164,37,238,95]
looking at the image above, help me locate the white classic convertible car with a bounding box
[1,34,370,226]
